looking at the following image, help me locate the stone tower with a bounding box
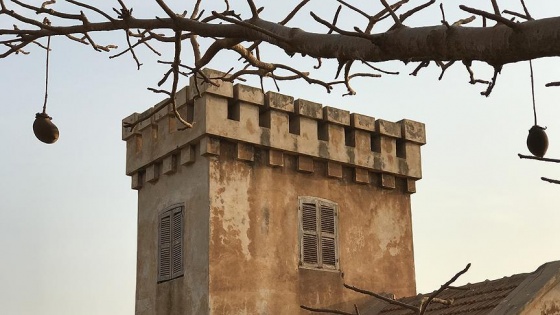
[122,69,426,315]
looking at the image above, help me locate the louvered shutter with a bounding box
[319,202,337,268]
[299,197,339,269]
[158,213,172,282]
[300,199,319,265]
[158,205,184,282]
[171,207,184,278]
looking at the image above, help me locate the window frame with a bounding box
[157,204,184,283]
[298,197,339,270]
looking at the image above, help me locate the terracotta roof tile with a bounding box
[374,273,529,315]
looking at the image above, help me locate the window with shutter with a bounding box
[158,205,184,282]
[298,197,339,270]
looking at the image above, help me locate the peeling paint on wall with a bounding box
[211,161,253,261]
[541,301,560,315]
[257,289,272,315]
[374,205,405,257]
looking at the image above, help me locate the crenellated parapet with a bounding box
[122,69,426,192]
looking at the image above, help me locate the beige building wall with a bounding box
[122,69,426,315]
[134,152,210,315]
[207,143,416,314]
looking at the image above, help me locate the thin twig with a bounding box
[336,0,369,19]
[123,95,172,130]
[452,16,476,26]
[190,0,202,63]
[343,284,420,313]
[246,0,259,17]
[481,66,502,97]
[541,177,560,185]
[490,0,501,16]
[502,10,531,21]
[170,31,192,128]
[440,3,449,27]
[155,0,178,20]
[520,0,532,20]
[147,88,171,95]
[400,0,435,23]
[125,30,142,69]
[279,0,311,25]
[310,12,376,42]
[437,60,455,80]
[419,263,471,315]
[361,60,399,75]
[367,0,408,33]
[410,61,429,76]
[330,72,381,96]
[518,154,560,163]
[380,0,402,28]
[314,58,322,69]
[328,5,343,35]
[66,0,115,22]
[464,61,490,85]
[300,305,355,315]
[459,5,518,29]
[275,63,333,92]
[11,0,82,20]
[343,60,355,96]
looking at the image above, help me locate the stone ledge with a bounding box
[266,91,294,113]
[295,99,322,119]
[351,113,375,132]
[122,68,426,182]
[323,106,350,126]
[127,141,419,194]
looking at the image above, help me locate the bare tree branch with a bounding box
[380,0,403,28]
[545,81,560,87]
[419,263,471,315]
[459,5,518,28]
[520,0,533,20]
[169,31,192,129]
[541,177,560,185]
[343,284,420,313]
[302,263,470,315]
[300,305,356,315]
[400,0,436,23]
[518,154,560,163]
[3,0,560,136]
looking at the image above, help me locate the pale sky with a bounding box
[1,1,559,314]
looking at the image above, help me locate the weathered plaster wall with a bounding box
[207,142,416,315]
[523,274,560,315]
[135,151,210,315]
[537,284,560,315]
[123,69,425,315]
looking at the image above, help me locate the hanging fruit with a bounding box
[526,61,547,158]
[526,125,548,158]
[34,32,60,144]
[33,112,59,144]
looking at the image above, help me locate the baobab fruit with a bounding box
[526,125,548,158]
[33,112,59,144]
